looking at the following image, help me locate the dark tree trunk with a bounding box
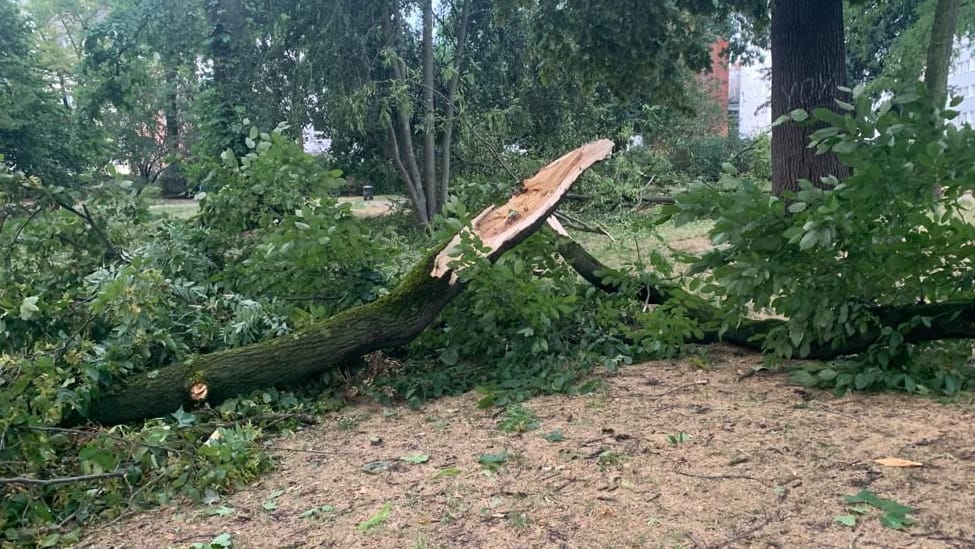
[202,0,248,156]
[421,0,438,217]
[164,67,181,155]
[925,0,961,110]
[771,0,850,195]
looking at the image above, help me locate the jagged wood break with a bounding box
[73,140,614,425]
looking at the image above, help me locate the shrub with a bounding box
[157,161,189,197]
[671,84,975,394]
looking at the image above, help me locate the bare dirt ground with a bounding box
[78,346,975,549]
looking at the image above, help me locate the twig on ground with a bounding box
[0,470,127,487]
[673,466,771,487]
[707,512,782,549]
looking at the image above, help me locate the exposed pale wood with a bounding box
[432,139,614,279]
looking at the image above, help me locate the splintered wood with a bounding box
[431,139,614,280]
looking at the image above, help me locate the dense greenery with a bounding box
[672,85,975,393]
[2,0,975,545]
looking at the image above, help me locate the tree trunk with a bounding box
[925,0,961,108]
[771,0,850,195]
[69,140,615,425]
[421,0,438,217]
[550,220,975,359]
[202,0,248,157]
[439,0,473,206]
[164,67,181,155]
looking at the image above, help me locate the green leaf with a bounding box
[787,202,808,214]
[357,501,392,532]
[879,513,914,530]
[798,230,819,250]
[170,407,197,428]
[440,347,459,366]
[433,467,461,479]
[789,109,809,122]
[544,430,566,443]
[400,453,430,464]
[834,515,857,527]
[834,99,855,111]
[299,504,335,519]
[18,295,40,320]
[479,452,509,466]
[832,141,857,154]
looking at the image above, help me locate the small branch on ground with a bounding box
[673,466,771,487]
[0,470,127,487]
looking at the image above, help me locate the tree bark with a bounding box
[550,221,975,359]
[69,140,615,425]
[421,0,438,216]
[439,0,473,207]
[925,0,961,108]
[771,0,850,195]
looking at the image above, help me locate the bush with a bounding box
[157,161,189,197]
[667,134,735,180]
[0,128,398,543]
[671,84,975,394]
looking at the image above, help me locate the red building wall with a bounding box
[698,38,730,136]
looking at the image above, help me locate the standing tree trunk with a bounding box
[164,66,181,155]
[771,0,850,195]
[421,0,438,217]
[202,0,249,157]
[439,0,473,207]
[925,0,961,109]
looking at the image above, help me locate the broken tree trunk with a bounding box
[549,219,975,359]
[72,140,615,426]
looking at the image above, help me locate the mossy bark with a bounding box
[70,140,615,426]
[77,254,459,425]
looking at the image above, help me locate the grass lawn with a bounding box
[147,195,409,220]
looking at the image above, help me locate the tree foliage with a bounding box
[672,85,975,393]
[0,0,96,183]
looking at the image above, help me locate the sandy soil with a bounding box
[76,346,975,549]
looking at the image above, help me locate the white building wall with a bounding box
[948,37,975,126]
[730,51,772,138]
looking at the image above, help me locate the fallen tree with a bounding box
[548,219,975,359]
[72,140,615,425]
[72,135,975,425]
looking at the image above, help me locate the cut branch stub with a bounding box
[432,139,614,279]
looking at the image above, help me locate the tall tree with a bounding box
[198,0,253,157]
[81,0,205,178]
[770,0,850,194]
[924,0,962,107]
[845,0,924,87]
[0,0,95,182]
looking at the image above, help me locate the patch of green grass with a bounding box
[148,200,199,219]
[574,216,713,270]
[597,450,627,471]
[497,404,540,434]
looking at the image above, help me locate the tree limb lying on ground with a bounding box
[68,140,615,426]
[548,218,975,359]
